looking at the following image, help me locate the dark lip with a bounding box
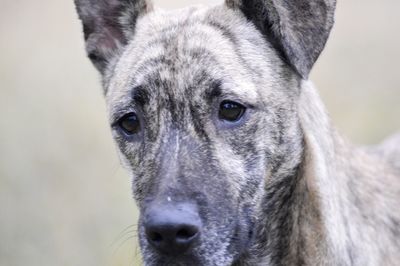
[144,253,201,266]
[229,211,255,263]
[142,243,246,266]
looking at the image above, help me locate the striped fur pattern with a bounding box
[75,1,400,265]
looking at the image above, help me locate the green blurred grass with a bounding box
[0,0,399,265]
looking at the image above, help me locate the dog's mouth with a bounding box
[139,216,255,266]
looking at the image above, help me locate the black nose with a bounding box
[144,203,201,255]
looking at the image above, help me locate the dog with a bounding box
[75,0,400,265]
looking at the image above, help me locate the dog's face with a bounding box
[107,7,303,265]
[75,0,335,265]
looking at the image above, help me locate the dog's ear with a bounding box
[226,0,336,79]
[75,0,153,73]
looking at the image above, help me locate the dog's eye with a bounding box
[219,101,246,122]
[118,113,141,135]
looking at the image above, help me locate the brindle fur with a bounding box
[75,0,400,265]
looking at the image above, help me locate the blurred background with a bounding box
[0,0,399,265]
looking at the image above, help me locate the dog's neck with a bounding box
[296,81,369,265]
[296,81,348,264]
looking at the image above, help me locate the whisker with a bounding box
[109,224,137,247]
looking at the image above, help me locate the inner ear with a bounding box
[226,0,336,79]
[75,0,153,73]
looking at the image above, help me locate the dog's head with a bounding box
[75,0,335,265]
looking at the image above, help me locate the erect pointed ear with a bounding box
[226,0,336,79]
[75,0,153,73]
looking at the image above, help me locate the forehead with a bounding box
[106,5,280,108]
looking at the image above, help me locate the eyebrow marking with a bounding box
[205,80,223,104]
[132,86,150,106]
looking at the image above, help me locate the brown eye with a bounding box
[118,113,141,135]
[219,101,246,122]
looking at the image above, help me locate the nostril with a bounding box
[176,226,198,241]
[148,231,163,243]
